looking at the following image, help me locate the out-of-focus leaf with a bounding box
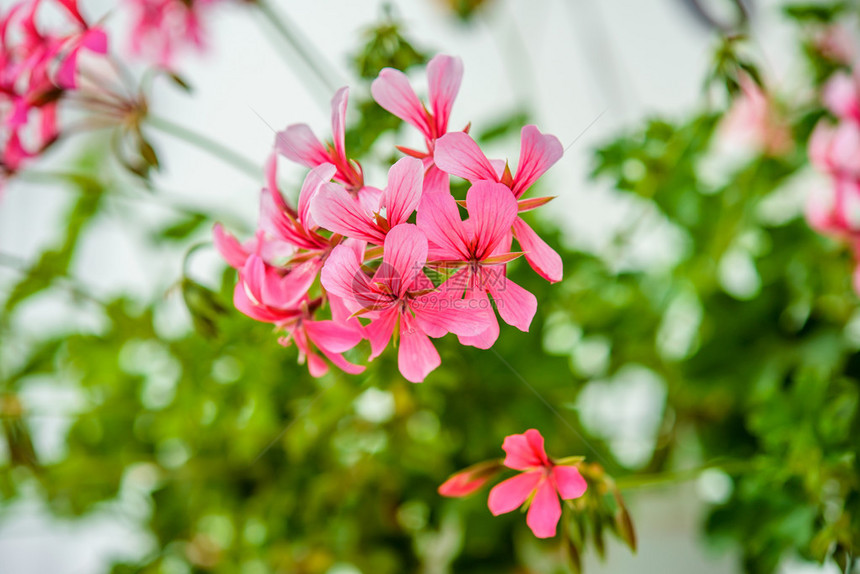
[153,213,209,242]
[181,278,228,339]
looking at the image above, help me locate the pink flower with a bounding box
[371,54,464,192]
[320,223,490,383]
[417,181,537,349]
[434,125,564,282]
[310,156,423,245]
[719,73,791,156]
[487,429,587,539]
[232,254,364,376]
[822,72,860,123]
[806,177,860,241]
[215,53,566,378]
[438,460,504,497]
[126,0,216,68]
[276,87,366,193]
[813,25,856,65]
[1,0,109,183]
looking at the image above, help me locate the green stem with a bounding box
[613,459,756,491]
[254,0,340,96]
[147,115,261,181]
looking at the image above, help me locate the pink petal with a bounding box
[366,307,398,359]
[305,348,330,378]
[526,477,562,538]
[552,465,588,500]
[55,47,80,89]
[39,102,58,143]
[275,124,331,168]
[258,186,295,244]
[829,123,860,176]
[318,346,366,375]
[311,182,385,244]
[264,152,283,206]
[381,223,428,298]
[411,290,493,338]
[487,470,542,515]
[320,242,368,302]
[298,163,337,229]
[823,72,860,121]
[213,223,249,269]
[809,122,836,172]
[513,217,563,283]
[502,429,548,470]
[398,312,441,383]
[466,181,519,259]
[422,163,450,195]
[233,279,295,324]
[381,157,423,226]
[427,54,463,136]
[438,469,493,498]
[82,28,108,54]
[512,125,563,198]
[56,0,85,25]
[371,67,432,137]
[261,261,317,310]
[416,189,470,260]
[487,275,537,332]
[456,287,500,349]
[434,132,499,183]
[357,185,383,214]
[304,319,362,353]
[331,87,349,162]
[525,428,550,464]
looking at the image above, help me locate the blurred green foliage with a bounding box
[3,3,860,574]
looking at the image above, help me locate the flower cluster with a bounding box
[439,429,588,538]
[215,54,564,382]
[126,0,220,68]
[1,0,108,189]
[808,71,860,291]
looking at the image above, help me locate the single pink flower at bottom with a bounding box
[488,429,587,539]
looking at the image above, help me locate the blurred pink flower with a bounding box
[127,0,216,68]
[1,0,108,186]
[719,73,791,157]
[488,429,587,539]
[813,25,856,66]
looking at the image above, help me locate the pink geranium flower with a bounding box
[276,87,366,193]
[371,54,464,193]
[320,223,489,383]
[233,255,364,377]
[310,156,423,245]
[417,181,537,348]
[434,125,564,282]
[488,429,588,539]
